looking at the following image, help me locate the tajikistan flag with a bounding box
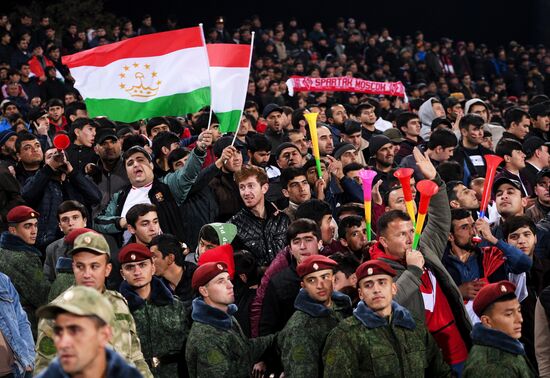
[207,43,252,133]
[63,27,211,122]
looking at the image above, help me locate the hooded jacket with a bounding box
[419,97,439,141]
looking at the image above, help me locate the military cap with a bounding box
[198,244,235,279]
[36,286,114,325]
[473,280,517,317]
[297,255,338,279]
[356,260,396,284]
[118,243,153,264]
[6,205,39,224]
[192,261,228,290]
[70,231,110,257]
[64,228,94,245]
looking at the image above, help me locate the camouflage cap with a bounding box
[36,286,114,324]
[70,231,110,257]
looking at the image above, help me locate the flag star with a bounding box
[119,83,125,89]
[157,80,162,85]
[151,71,157,77]
[119,73,126,78]
[133,62,139,68]
[144,64,150,69]
[123,65,129,71]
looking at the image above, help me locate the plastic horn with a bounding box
[412,180,439,250]
[472,154,503,244]
[304,112,323,179]
[53,134,70,151]
[393,168,416,225]
[358,169,378,241]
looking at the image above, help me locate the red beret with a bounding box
[297,255,337,279]
[7,206,39,224]
[192,261,228,290]
[356,260,397,284]
[473,280,517,317]
[118,243,153,264]
[198,244,235,279]
[64,228,95,245]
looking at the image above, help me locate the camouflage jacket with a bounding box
[0,232,50,338]
[323,300,451,378]
[186,298,275,378]
[278,289,352,378]
[463,323,536,378]
[120,277,188,378]
[47,257,75,302]
[35,286,153,378]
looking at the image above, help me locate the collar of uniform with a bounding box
[55,256,73,274]
[353,300,416,330]
[0,231,41,256]
[294,288,352,318]
[191,297,238,331]
[471,323,526,355]
[120,276,174,312]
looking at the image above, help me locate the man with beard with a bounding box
[368,135,396,181]
[88,128,129,218]
[0,129,17,167]
[317,125,335,157]
[447,180,480,211]
[326,103,348,144]
[443,208,531,324]
[263,103,286,152]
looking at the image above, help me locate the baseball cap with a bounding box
[431,117,453,131]
[383,128,405,144]
[213,135,245,157]
[36,286,114,324]
[492,177,523,196]
[70,231,110,257]
[522,136,550,157]
[96,128,118,144]
[536,168,550,184]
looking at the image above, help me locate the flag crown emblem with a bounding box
[119,63,161,98]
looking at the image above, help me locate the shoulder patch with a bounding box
[206,348,226,365]
[38,336,57,356]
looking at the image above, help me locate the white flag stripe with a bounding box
[70,47,209,102]
[210,66,250,113]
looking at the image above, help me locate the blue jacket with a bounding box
[35,347,142,378]
[0,272,35,377]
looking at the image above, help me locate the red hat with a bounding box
[7,206,39,224]
[192,261,228,290]
[64,228,95,245]
[356,260,397,285]
[296,255,337,279]
[118,243,153,264]
[198,244,235,279]
[473,280,517,317]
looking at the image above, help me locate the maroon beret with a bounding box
[64,228,95,245]
[7,206,39,224]
[473,280,517,317]
[192,261,228,290]
[356,260,397,285]
[297,255,337,279]
[118,243,153,264]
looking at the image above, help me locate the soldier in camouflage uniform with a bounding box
[278,255,352,377]
[186,261,275,377]
[0,206,50,338]
[323,260,451,377]
[118,243,188,378]
[463,280,536,377]
[35,286,142,378]
[34,231,153,378]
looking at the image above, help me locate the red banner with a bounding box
[286,76,407,99]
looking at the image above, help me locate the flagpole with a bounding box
[230,31,255,147]
[199,23,214,129]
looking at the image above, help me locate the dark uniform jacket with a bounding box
[463,323,536,378]
[322,300,451,377]
[120,277,187,378]
[279,289,352,377]
[186,298,275,378]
